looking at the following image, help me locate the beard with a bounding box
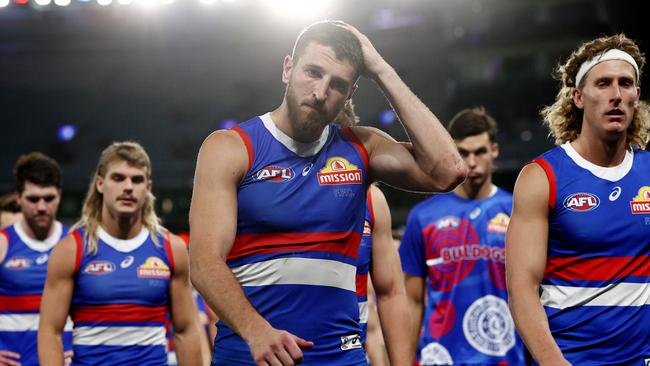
[25,213,54,240]
[286,84,338,142]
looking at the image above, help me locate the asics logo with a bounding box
[609,186,621,201]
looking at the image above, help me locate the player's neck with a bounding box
[571,133,628,167]
[454,179,494,200]
[100,208,144,240]
[20,218,55,242]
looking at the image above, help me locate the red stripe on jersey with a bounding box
[228,231,362,260]
[164,231,174,274]
[356,273,368,297]
[545,255,650,280]
[366,188,375,228]
[231,126,254,173]
[71,304,167,323]
[342,128,369,174]
[0,294,41,312]
[73,230,83,273]
[532,158,556,209]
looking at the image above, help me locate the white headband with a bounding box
[575,49,639,87]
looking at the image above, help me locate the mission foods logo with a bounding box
[487,213,510,234]
[84,261,115,275]
[363,220,372,236]
[317,157,362,185]
[563,193,600,212]
[137,257,171,279]
[630,186,650,214]
[255,165,294,182]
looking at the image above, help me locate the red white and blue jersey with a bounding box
[0,221,72,365]
[400,187,525,365]
[534,143,650,365]
[213,113,369,365]
[356,190,374,346]
[70,227,174,366]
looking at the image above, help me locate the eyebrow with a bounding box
[304,63,351,89]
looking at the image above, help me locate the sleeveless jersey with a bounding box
[356,190,374,346]
[70,227,174,366]
[213,114,368,365]
[534,143,650,365]
[399,187,525,365]
[0,221,72,365]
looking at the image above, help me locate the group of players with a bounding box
[1,19,649,366]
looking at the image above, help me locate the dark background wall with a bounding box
[1,0,646,230]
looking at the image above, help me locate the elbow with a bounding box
[433,163,467,192]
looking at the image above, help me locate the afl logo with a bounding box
[255,166,294,182]
[83,261,115,275]
[4,257,31,270]
[563,192,600,212]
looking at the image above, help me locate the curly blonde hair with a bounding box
[541,34,649,148]
[335,99,360,128]
[72,141,162,255]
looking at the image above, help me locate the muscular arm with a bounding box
[189,131,312,365]
[167,234,205,365]
[404,274,424,360]
[38,235,76,366]
[364,280,389,366]
[506,163,569,365]
[368,186,413,366]
[345,26,466,192]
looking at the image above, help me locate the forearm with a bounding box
[407,299,423,359]
[173,324,205,366]
[191,257,269,343]
[38,328,64,366]
[376,292,414,366]
[373,67,465,189]
[509,285,568,365]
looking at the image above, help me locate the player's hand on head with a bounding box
[250,327,314,365]
[339,24,388,80]
[0,350,21,366]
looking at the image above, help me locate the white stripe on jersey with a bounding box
[358,301,368,324]
[231,257,356,292]
[73,326,166,346]
[541,282,650,308]
[0,314,72,331]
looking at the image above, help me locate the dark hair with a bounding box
[447,107,498,143]
[0,193,20,213]
[14,152,62,193]
[292,20,364,81]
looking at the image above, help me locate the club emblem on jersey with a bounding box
[420,342,453,365]
[435,216,459,230]
[137,256,171,279]
[487,213,510,234]
[4,256,31,270]
[363,220,372,236]
[255,166,295,182]
[317,157,362,185]
[340,334,362,351]
[630,186,650,214]
[83,261,115,275]
[563,192,600,212]
[462,295,515,356]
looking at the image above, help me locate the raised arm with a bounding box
[38,235,76,366]
[345,26,466,192]
[167,234,206,365]
[189,131,312,365]
[367,185,413,366]
[506,163,569,365]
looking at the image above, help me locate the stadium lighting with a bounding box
[0,0,9,7]
[54,0,70,5]
[117,0,133,4]
[34,0,52,5]
[200,0,217,4]
[263,0,334,20]
[97,0,112,6]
